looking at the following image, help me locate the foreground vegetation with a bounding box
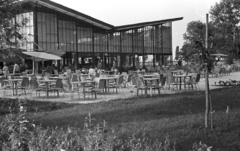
[1,86,240,150]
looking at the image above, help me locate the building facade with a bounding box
[19,0,183,72]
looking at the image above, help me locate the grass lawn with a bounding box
[3,87,240,150]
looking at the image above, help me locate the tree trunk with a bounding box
[205,14,210,128]
[205,69,210,128]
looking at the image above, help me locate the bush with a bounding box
[0,99,211,151]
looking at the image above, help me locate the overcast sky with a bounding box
[51,0,220,57]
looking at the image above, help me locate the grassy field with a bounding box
[2,87,240,150]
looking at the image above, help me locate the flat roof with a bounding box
[22,0,183,31]
[23,0,114,30]
[114,17,184,31]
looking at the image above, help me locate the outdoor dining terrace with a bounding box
[0,64,239,104]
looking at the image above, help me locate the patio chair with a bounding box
[17,77,29,95]
[50,78,64,97]
[29,78,46,98]
[136,77,148,96]
[70,73,80,90]
[186,73,201,90]
[53,69,59,75]
[166,74,179,90]
[1,78,12,96]
[148,74,162,95]
[91,79,106,99]
[108,75,124,94]
[130,76,138,94]
[62,77,80,99]
[121,72,128,87]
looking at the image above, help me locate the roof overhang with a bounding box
[22,0,114,30]
[114,17,183,31]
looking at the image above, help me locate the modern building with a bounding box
[18,0,183,72]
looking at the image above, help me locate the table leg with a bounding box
[12,82,15,96]
[46,82,49,98]
[179,77,182,90]
[15,81,18,96]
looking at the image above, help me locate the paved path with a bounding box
[1,71,240,104]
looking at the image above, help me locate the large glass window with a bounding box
[77,27,92,52]
[121,30,132,53]
[17,12,34,51]
[162,22,172,54]
[133,28,144,54]
[58,20,76,52]
[94,32,107,52]
[37,13,58,51]
[109,32,120,53]
[144,26,154,54]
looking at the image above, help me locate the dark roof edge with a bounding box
[114,17,183,31]
[23,0,114,29]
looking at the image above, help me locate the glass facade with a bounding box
[17,12,34,51]
[162,22,172,54]
[77,27,92,52]
[58,20,76,52]
[15,1,179,70]
[37,12,58,51]
[94,32,107,53]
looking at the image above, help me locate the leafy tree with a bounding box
[210,0,240,58]
[180,21,215,63]
[0,0,27,49]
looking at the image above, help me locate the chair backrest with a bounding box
[62,77,71,92]
[55,79,63,88]
[71,74,79,82]
[128,70,134,76]
[195,73,201,83]
[117,75,124,85]
[131,76,137,86]
[54,69,58,75]
[29,78,38,89]
[160,74,164,82]
[98,79,106,89]
[80,74,89,82]
[166,74,175,84]
[161,76,167,87]
[136,77,145,87]
[127,74,133,82]
[21,77,29,87]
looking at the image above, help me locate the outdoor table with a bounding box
[99,76,118,93]
[103,71,114,75]
[143,74,155,78]
[171,70,182,75]
[134,71,145,75]
[174,74,193,90]
[80,81,96,97]
[37,79,56,98]
[49,76,62,80]
[3,79,22,96]
[143,77,159,96]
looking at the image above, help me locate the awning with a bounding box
[23,51,62,60]
[47,49,66,57]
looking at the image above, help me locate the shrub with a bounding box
[0,99,211,151]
